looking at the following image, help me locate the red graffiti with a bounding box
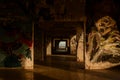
[20,38,32,47]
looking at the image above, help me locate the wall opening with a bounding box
[55,40,67,52]
[52,38,70,55]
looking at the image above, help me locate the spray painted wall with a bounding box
[70,26,84,62]
[86,16,120,69]
[70,35,77,55]
[77,31,84,62]
[0,20,33,68]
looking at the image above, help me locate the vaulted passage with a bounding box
[34,21,85,69]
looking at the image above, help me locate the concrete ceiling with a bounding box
[0,0,85,20]
[0,0,85,36]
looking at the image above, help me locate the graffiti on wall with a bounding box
[70,35,77,54]
[0,21,32,67]
[86,16,120,69]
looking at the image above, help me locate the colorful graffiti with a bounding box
[0,21,32,67]
[86,16,120,69]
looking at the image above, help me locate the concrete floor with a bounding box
[0,55,120,80]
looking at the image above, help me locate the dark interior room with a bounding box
[0,0,120,80]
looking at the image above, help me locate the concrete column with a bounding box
[76,26,84,62]
[46,40,52,56]
[41,31,45,60]
[23,22,34,69]
[46,37,52,56]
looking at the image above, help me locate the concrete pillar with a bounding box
[77,32,84,62]
[23,22,34,69]
[70,35,77,55]
[46,41,52,56]
[76,27,84,62]
[41,31,45,61]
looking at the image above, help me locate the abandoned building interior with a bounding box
[0,0,120,80]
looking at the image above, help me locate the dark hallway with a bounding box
[0,0,120,80]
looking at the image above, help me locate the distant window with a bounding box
[59,41,66,49]
[55,40,67,52]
